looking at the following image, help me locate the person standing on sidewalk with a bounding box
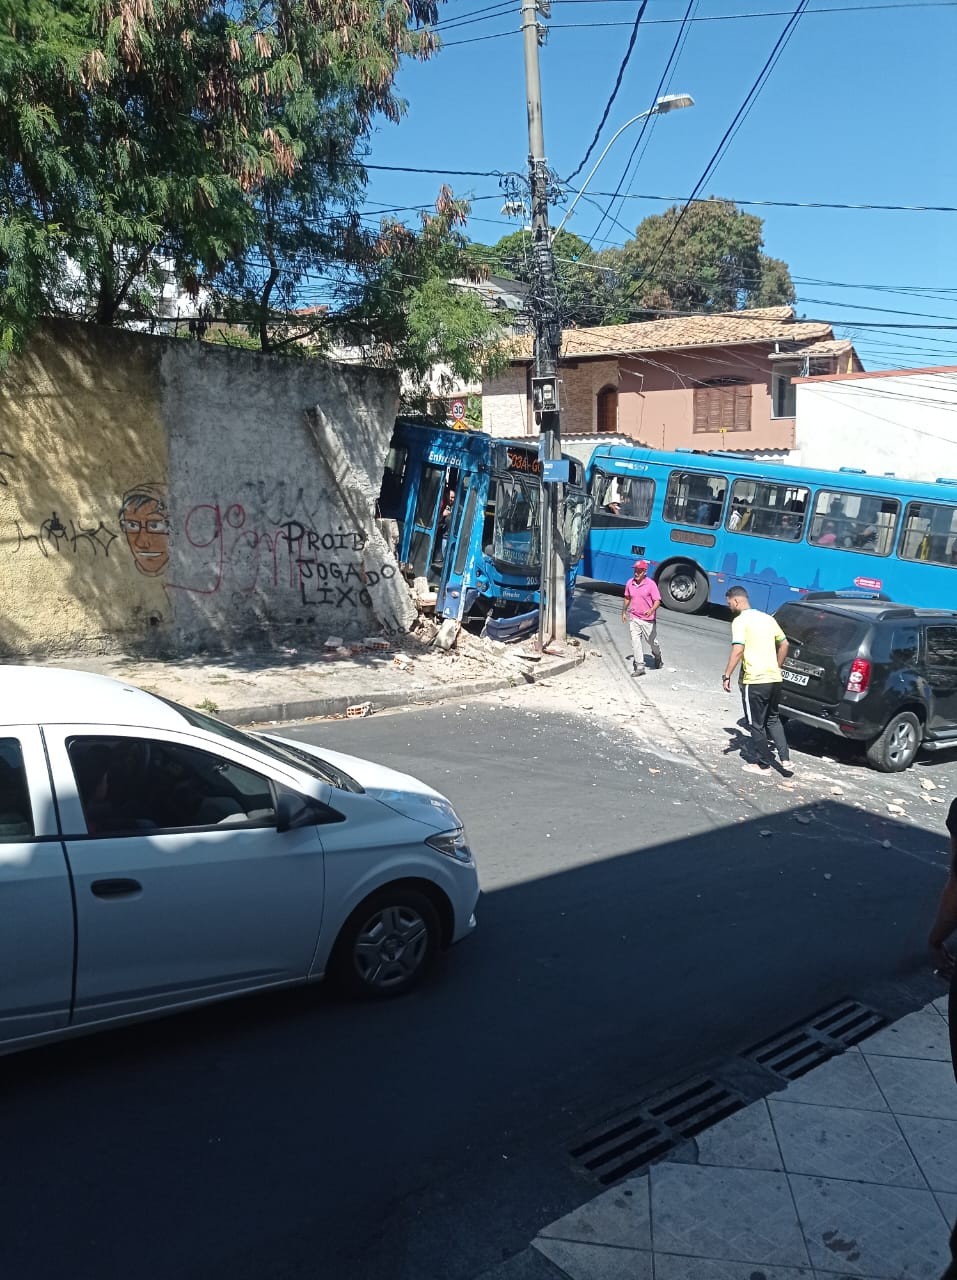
[621,560,662,677]
[721,586,794,777]
[929,797,957,1280]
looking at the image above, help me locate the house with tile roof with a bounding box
[482,306,861,456]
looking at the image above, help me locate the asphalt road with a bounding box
[0,646,951,1280]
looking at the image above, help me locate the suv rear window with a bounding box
[776,604,868,653]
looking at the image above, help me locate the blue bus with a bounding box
[584,443,957,613]
[379,420,592,628]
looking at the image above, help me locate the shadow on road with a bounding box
[0,802,947,1280]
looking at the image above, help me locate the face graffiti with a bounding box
[120,484,170,576]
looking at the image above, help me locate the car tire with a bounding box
[865,710,922,773]
[329,887,441,999]
[658,563,709,614]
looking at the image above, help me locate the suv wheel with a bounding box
[865,710,922,773]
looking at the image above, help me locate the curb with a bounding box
[217,649,586,727]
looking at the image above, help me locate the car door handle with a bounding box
[91,878,142,898]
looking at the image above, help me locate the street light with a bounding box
[550,94,695,240]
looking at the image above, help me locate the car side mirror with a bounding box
[276,789,328,833]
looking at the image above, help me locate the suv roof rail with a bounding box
[801,591,893,602]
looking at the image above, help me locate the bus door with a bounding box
[405,463,449,581]
[436,473,485,620]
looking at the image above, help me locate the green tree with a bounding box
[476,229,616,328]
[1,0,505,385]
[346,188,511,409]
[598,199,795,319]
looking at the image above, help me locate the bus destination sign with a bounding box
[505,448,542,476]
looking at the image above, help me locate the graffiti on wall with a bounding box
[167,499,395,609]
[7,474,395,615]
[120,483,170,576]
[16,511,118,558]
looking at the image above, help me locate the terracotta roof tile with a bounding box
[507,307,834,362]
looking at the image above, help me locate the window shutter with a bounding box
[693,382,751,433]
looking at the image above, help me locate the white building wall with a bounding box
[482,366,530,437]
[793,370,957,482]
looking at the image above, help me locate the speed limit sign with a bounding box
[450,398,466,422]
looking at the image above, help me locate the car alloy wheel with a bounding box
[886,717,918,765]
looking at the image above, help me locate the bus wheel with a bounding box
[658,562,709,614]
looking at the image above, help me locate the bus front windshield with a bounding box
[491,474,541,570]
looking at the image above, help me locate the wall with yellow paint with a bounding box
[0,322,411,658]
[0,324,170,656]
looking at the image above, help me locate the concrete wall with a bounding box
[793,369,957,482]
[0,323,414,658]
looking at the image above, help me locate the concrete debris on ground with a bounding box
[38,626,583,726]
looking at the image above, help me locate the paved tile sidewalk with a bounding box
[522,996,954,1280]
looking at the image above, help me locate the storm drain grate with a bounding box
[742,998,887,1081]
[569,1076,745,1186]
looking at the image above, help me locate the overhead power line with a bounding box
[564,0,651,183]
[440,0,957,45]
[587,190,957,213]
[587,0,698,246]
[624,0,811,299]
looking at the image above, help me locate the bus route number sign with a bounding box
[506,448,542,476]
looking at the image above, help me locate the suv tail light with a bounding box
[846,657,871,695]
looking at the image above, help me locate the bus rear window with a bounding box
[898,501,957,566]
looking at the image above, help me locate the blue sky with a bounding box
[356,0,957,370]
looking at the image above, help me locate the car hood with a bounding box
[270,736,462,834]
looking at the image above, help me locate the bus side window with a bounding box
[378,445,409,519]
[664,471,727,529]
[726,479,808,540]
[614,477,655,525]
[808,489,899,555]
[898,501,957,565]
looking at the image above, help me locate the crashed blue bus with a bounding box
[378,420,592,633]
[584,442,957,613]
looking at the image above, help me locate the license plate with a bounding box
[782,669,809,686]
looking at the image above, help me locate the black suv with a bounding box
[774,594,957,772]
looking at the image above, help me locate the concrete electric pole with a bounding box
[520,0,567,648]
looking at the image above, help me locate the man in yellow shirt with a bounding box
[721,586,794,777]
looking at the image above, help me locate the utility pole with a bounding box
[520,0,566,647]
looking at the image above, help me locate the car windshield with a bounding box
[158,698,364,793]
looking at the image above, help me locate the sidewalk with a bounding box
[485,997,955,1280]
[35,629,584,726]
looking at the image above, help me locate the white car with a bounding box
[0,667,479,1054]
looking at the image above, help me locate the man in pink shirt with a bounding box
[621,559,662,676]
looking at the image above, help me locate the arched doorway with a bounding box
[596,384,618,433]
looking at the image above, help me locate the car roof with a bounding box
[781,598,957,624]
[0,666,189,730]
